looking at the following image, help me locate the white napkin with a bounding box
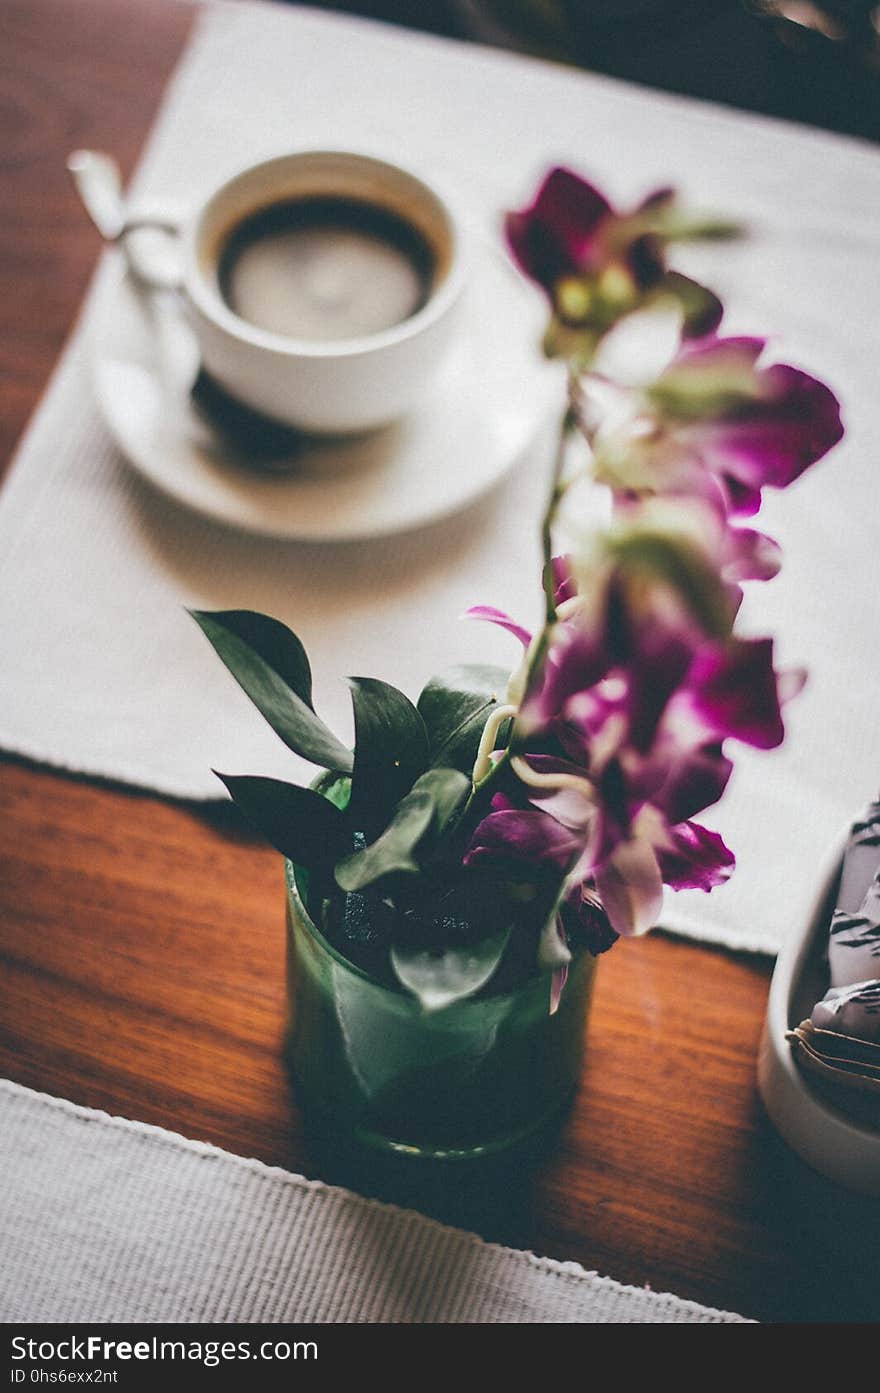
[0,1078,749,1322]
[1,0,879,954]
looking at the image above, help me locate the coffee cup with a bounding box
[120,150,467,434]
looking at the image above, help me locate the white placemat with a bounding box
[0,1078,749,1323]
[1,0,879,954]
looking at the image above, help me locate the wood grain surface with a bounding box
[1,0,878,1325]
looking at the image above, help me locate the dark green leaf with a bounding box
[215,772,348,868]
[191,609,352,773]
[194,609,313,704]
[391,928,511,1011]
[334,790,433,892]
[347,676,429,834]
[334,767,470,894]
[417,664,509,772]
[419,766,472,834]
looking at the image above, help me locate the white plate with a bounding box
[90,241,557,541]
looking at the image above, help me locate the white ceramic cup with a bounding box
[121,151,467,434]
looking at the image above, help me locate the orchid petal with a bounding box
[464,605,532,649]
[538,912,572,972]
[516,754,597,831]
[777,665,807,705]
[550,553,577,606]
[626,233,666,290]
[588,335,842,517]
[687,637,786,749]
[595,837,664,936]
[680,364,843,510]
[505,167,612,293]
[656,820,735,890]
[463,808,579,876]
[635,186,676,213]
[549,964,569,1015]
[720,526,782,583]
[559,886,620,956]
[649,742,733,825]
[520,626,609,732]
[660,273,723,339]
[650,335,767,411]
[621,621,698,754]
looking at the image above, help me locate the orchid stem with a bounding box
[543,401,573,622]
[459,388,577,839]
[522,392,576,705]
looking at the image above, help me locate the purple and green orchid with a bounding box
[574,333,843,517]
[505,166,733,362]
[463,544,801,953]
[193,166,843,1014]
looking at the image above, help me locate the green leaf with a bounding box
[417,664,509,772]
[317,773,352,813]
[418,766,472,834]
[390,928,511,1011]
[347,677,429,835]
[191,609,352,773]
[334,767,470,894]
[215,772,348,868]
[195,609,314,705]
[335,791,433,892]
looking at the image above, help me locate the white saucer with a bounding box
[90,242,557,541]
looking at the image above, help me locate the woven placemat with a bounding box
[0,1079,749,1323]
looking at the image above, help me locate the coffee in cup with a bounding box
[120,151,466,435]
[217,194,439,343]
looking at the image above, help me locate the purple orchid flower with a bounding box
[600,491,781,639]
[466,781,734,941]
[506,167,668,296]
[526,582,800,757]
[505,168,723,356]
[463,549,801,939]
[578,334,843,517]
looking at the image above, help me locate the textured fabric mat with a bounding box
[0,1078,749,1323]
[1,1,879,954]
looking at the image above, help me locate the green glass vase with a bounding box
[284,860,598,1160]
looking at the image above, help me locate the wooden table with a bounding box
[1,0,878,1325]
